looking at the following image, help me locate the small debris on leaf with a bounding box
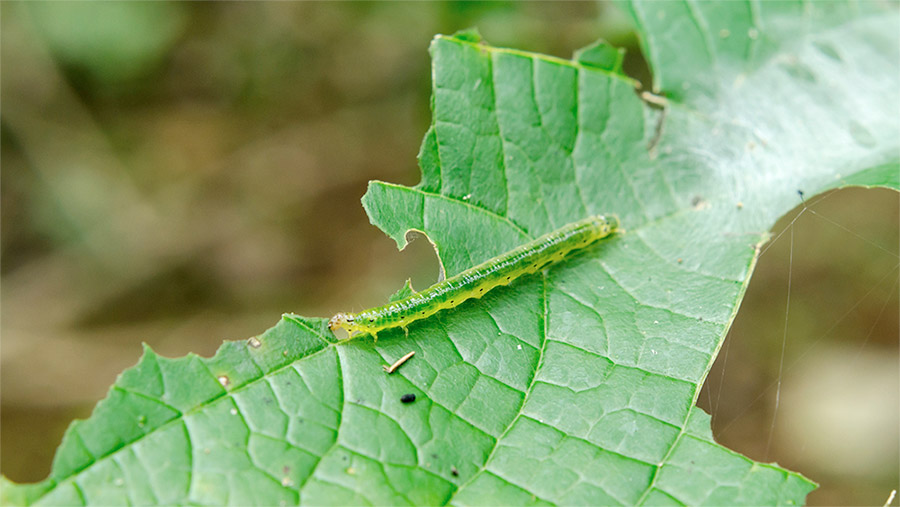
[384,351,415,374]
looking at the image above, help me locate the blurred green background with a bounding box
[1,2,897,505]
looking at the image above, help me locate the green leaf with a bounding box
[4,1,898,505]
[573,39,626,74]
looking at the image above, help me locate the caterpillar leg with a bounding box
[335,329,357,344]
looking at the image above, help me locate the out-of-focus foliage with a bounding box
[27,2,188,87]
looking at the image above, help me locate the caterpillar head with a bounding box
[596,214,620,234]
[328,312,355,332]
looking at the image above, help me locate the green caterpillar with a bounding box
[329,214,620,341]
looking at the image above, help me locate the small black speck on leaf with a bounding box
[400,393,416,404]
[451,466,459,477]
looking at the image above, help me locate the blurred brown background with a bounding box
[1,3,897,505]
